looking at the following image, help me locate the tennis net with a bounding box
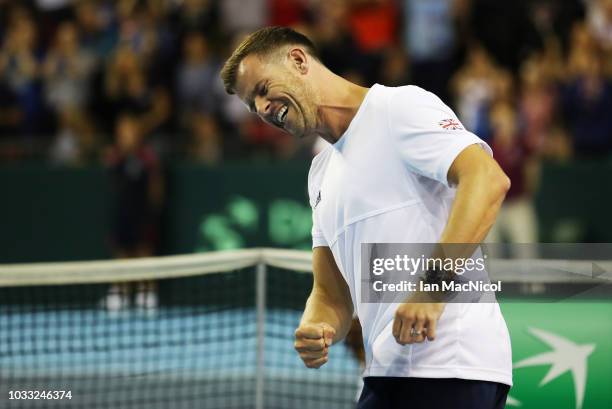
[0,249,360,409]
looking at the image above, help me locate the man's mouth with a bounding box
[274,105,288,127]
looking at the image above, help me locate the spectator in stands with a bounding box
[450,45,501,137]
[348,0,399,84]
[115,0,159,63]
[467,68,516,144]
[176,32,222,127]
[42,21,96,117]
[104,45,170,137]
[176,31,227,159]
[172,0,220,41]
[586,0,612,53]
[35,0,74,44]
[268,0,309,27]
[0,14,46,136]
[486,102,540,254]
[402,0,461,103]
[519,51,572,161]
[219,0,268,35]
[586,0,612,78]
[308,0,366,86]
[562,24,612,158]
[141,0,178,88]
[74,0,118,60]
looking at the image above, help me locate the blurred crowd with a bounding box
[0,0,610,170]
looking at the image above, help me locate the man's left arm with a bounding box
[393,144,510,345]
[440,144,510,244]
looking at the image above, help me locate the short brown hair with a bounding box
[220,26,318,95]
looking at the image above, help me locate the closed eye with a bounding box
[247,81,268,113]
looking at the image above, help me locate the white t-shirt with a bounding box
[308,84,512,386]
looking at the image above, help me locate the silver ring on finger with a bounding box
[410,327,421,337]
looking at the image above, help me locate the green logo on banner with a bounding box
[502,302,611,409]
[509,328,595,408]
[196,196,312,251]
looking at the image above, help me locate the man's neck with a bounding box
[312,73,370,144]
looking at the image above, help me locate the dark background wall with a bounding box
[0,162,311,263]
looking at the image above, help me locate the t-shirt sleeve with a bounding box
[311,211,327,248]
[388,86,492,187]
[308,158,329,249]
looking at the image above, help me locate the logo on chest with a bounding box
[314,191,322,208]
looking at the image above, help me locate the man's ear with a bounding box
[288,48,309,75]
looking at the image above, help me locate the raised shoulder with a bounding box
[387,85,455,121]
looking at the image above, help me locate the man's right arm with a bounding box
[294,246,354,368]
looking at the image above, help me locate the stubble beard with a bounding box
[292,79,320,139]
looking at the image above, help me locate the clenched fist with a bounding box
[294,322,336,368]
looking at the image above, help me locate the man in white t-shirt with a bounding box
[221,27,512,409]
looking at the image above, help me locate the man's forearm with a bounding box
[440,168,509,244]
[301,287,353,343]
[415,169,509,302]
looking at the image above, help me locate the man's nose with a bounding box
[255,96,271,117]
